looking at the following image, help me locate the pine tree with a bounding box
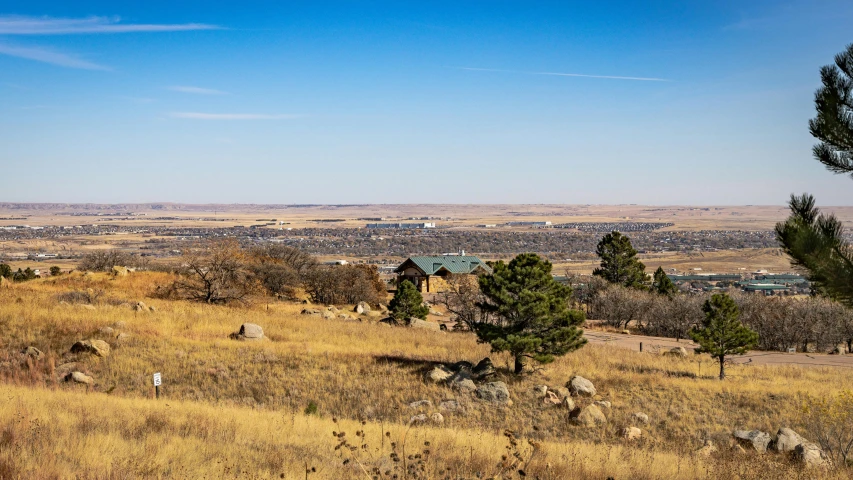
[652,266,677,296]
[690,293,758,380]
[474,253,586,374]
[777,44,853,306]
[389,279,429,323]
[592,231,647,289]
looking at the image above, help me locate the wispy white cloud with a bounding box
[0,15,220,35]
[169,112,300,120]
[0,43,108,70]
[456,66,669,82]
[167,85,228,95]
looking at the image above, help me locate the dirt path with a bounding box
[584,330,853,369]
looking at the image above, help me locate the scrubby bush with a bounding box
[303,264,386,305]
[79,249,142,272]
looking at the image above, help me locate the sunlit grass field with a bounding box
[0,272,850,478]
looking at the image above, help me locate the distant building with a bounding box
[366,223,435,229]
[505,221,552,228]
[395,255,492,293]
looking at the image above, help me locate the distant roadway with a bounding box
[584,330,853,369]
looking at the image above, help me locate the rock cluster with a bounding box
[726,427,830,467]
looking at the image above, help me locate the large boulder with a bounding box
[568,375,596,397]
[570,405,607,427]
[230,323,264,341]
[774,427,806,453]
[70,339,110,357]
[793,443,830,468]
[475,381,511,405]
[472,357,495,380]
[409,319,441,331]
[66,371,93,385]
[733,430,772,453]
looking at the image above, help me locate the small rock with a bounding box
[409,400,432,409]
[571,405,607,427]
[66,371,93,385]
[301,308,322,316]
[554,386,570,399]
[113,321,127,329]
[532,385,549,398]
[631,412,649,425]
[355,301,371,314]
[111,266,129,277]
[544,391,561,406]
[665,346,689,358]
[562,396,576,411]
[22,346,43,359]
[98,326,114,336]
[133,301,147,312]
[696,440,718,457]
[430,412,444,425]
[594,400,611,409]
[621,329,631,335]
[438,400,460,412]
[733,430,772,453]
[148,305,157,312]
[115,332,131,342]
[476,382,512,405]
[449,377,476,393]
[322,310,336,320]
[621,426,642,441]
[425,366,453,383]
[70,339,110,357]
[409,414,428,425]
[568,375,596,397]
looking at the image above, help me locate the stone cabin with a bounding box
[394,255,493,293]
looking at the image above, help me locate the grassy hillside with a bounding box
[0,272,850,478]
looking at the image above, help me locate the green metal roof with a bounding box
[396,256,493,275]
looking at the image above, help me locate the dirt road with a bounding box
[584,330,853,368]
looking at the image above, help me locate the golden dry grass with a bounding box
[0,273,851,478]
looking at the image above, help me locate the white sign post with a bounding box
[153,372,162,399]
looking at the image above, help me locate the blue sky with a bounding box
[1,1,851,205]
